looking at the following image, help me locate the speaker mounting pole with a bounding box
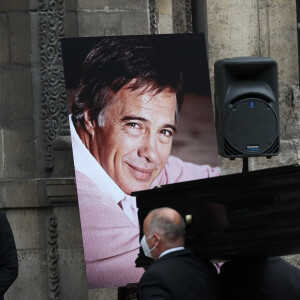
[242,157,249,173]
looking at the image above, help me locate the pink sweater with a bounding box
[76,156,220,288]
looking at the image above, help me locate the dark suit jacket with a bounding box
[0,212,18,299]
[138,248,221,300]
[219,257,300,300]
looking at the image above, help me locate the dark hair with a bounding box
[72,36,183,128]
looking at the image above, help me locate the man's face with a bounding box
[91,84,177,194]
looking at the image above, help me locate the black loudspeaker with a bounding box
[214,57,280,158]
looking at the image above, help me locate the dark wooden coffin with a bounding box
[133,164,300,265]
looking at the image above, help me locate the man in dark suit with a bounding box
[0,211,18,299]
[138,207,221,300]
[219,257,300,300]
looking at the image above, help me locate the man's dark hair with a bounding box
[72,36,183,129]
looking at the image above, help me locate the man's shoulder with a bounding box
[74,170,118,209]
[141,252,190,285]
[75,170,97,190]
[0,211,5,220]
[0,212,8,226]
[75,170,103,197]
[140,260,166,282]
[157,249,215,272]
[147,249,192,271]
[152,156,220,187]
[165,156,220,178]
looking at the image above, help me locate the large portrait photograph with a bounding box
[61,33,220,289]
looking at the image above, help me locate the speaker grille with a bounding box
[224,138,243,156]
[224,136,280,157]
[224,98,278,156]
[264,137,280,154]
[231,93,272,105]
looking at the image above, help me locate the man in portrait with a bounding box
[63,35,220,288]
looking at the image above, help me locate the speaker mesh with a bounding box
[224,98,278,155]
[224,138,243,156]
[265,137,280,154]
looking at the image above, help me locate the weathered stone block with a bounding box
[29,0,39,11]
[285,85,300,137]
[158,0,172,15]
[0,15,9,65]
[0,180,38,208]
[268,0,298,84]
[158,14,173,34]
[0,181,4,207]
[291,138,300,161]
[220,156,243,176]
[29,12,40,66]
[46,178,77,205]
[78,9,150,37]
[249,138,300,171]
[0,129,3,180]
[65,0,78,11]
[172,0,190,34]
[77,0,148,10]
[58,249,88,300]
[6,209,40,249]
[120,10,150,35]
[52,149,76,177]
[207,0,299,86]
[0,1,29,12]
[78,11,122,37]
[65,11,79,37]
[283,254,300,269]
[157,0,173,34]
[279,83,293,138]
[0,68,33,121]
[9,12,31,64]
[53,206,83,249]
[88,288,118,300]
[5,250,48,300]
[207,0,259,74]
[2,121,35,179]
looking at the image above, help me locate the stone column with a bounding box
[0,0,88,299]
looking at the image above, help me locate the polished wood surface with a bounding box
[134,164,300,262]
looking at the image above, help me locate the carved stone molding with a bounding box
[39,0,68,170]
[46,178,78,205]
[185,0,193,33]
[47,215,61,300]
[172,0,193,33]
[149,0,159,34]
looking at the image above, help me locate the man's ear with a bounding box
[153,233,160,247]
[83,110,97,137]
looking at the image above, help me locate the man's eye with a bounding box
[161,129,173,137]
[127,122,140,129]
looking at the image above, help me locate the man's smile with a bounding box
[125,162,155,182]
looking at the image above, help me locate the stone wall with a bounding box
[0,0,88,299]
[0,0,299,299]
[206,0,300,270]
[206,0,299,173]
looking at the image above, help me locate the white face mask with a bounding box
[141,234,156,258]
